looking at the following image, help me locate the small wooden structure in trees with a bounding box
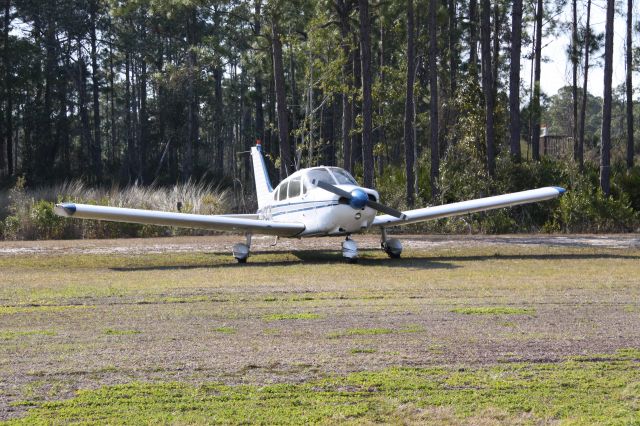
[540,133,574,159]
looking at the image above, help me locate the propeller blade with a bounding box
[312,179,407,220]
[367,200,407,220]
[312,179,353,199]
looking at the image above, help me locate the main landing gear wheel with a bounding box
[233,234,252,263]
[342,236,358,263]
[380,228,403,259]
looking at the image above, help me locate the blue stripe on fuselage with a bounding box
[271,202,339,217]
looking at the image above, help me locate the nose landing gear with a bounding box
[380,228,402,258]
[342,236,358,263]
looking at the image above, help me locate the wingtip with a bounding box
[553,186,567,195]
[54,203,76,217]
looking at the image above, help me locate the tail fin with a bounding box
[251,142,274,210]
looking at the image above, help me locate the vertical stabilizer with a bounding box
[251,143,274,210]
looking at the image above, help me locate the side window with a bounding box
[278,182,288,201]
[288,178,301,198]
[301,179,308,195]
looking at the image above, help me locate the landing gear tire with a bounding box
[380,228,402,259]
[232,234,252,264]
[385,248,401,259]
[342,236,358,262]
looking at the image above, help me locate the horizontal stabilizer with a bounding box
[54,203,304,237]
[373,187,566,227]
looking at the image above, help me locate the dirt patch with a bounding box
[0,233,638,256]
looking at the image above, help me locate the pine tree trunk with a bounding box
[571,0,578,160]
[185,8,198,180]
[359,0,374,188]
[626,0,634,169]
[448,0,457,97]
[125,51,134,178]
[404,0,416,207]
[108,14,116,167]
[214,67,224,173]
[377,18,385,176]
[43,8,56,176]
[491,2,500,97]
[254,0,265,150]
[338,0,353,172]
[255,74,264,142]
[57,48,70,172]
[429,0,439,197]
[531,0,543,161]
[90,0,102,181]
[267,67,276,158]
[601,0,615,196]
[131,57,139,178]
[139,55,148,182]
[271,21,293,178]
[578,0,592,173]
[2,0,10,176]
[469,0,478,70]
[352,39,362,167]
[78,54,92,177]
[508,0,522,160]
[480,0,495,176]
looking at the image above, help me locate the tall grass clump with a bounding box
[0,178,231,240]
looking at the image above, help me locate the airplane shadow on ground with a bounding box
[109,251,639,272]
[432,253,640,262]
[109,250,458,271]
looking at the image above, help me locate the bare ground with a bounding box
[0,233,639,255]
[0,234,639,420]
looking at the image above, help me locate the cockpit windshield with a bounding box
[328,168,358,185]
[306,168,335,185]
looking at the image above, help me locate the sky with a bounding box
[521,0,637,99]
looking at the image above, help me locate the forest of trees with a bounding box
[0,0,637,213]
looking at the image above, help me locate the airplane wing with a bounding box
[54,203,304,237]
[372,187,566,227]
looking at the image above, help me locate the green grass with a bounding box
[212,327,236,334]
[451,306,536,316]
[8,353,640,425]
[398,324,425,333]
[350,348,377,354]
[262,313,322,321]
[0,330,56,340]
[0,305,93,315]
[329,328,394,339]
[346,328,393,335]
[104,329,141,336]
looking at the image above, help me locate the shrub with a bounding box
[549,187,638,233]
[614,166,640,211]
[30,200,69,240]
[373,154,639,234]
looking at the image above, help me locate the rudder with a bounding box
[251,143,274,210]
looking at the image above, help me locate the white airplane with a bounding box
[54,142,566,263]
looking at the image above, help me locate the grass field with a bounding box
[0,234,639,424]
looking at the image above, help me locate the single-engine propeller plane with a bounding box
[54,142,566,263]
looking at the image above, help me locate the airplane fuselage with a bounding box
[257,167,379,237]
